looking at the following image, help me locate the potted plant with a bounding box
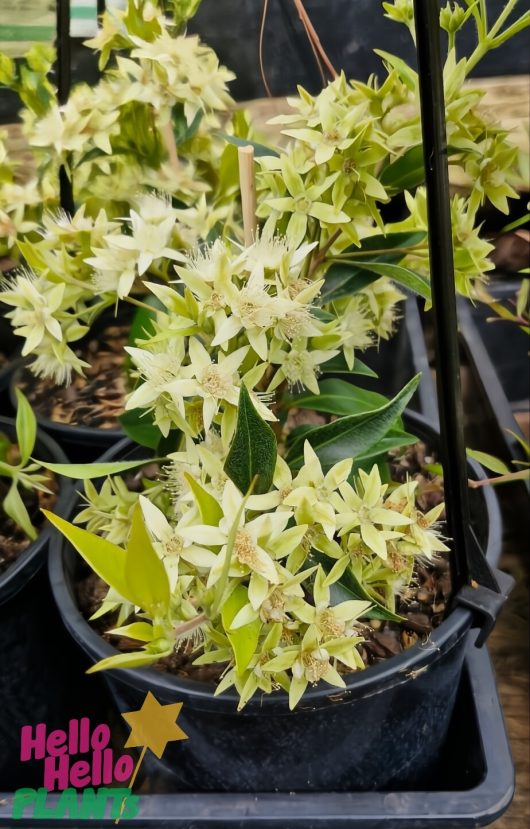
[0,0,525,800]
[0,392,82,790]
[0,0,237,455]
[1,0,527,459]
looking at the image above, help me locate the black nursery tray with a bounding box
[0,635,514,829]
[458,282,529,475]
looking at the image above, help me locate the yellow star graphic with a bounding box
[122,691,188,759]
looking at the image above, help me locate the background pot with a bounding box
[7,302,134,462]
[458,284,529,481]
[48,410,502,793]
[9,359,124,462]
[0,417,98,790]
[0,302,19,416]
[187,0,530,101]
[354,297,439,427]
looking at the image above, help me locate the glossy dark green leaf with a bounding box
[119,408,160,450]
[320,231,427,304]
[286,374,420,470]
[309,551,404,622]
[354,261,431,301]
[173,105,203,145]
[286,378,388,416]
[379,145,426,192]
[224,385,277,494]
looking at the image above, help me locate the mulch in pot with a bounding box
[16,321,129,430]
[74,440,451,683]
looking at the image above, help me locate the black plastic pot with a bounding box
[0,417,88,790]
[458,282,529,487]
[0,636,514,827]
[187,0,530,101]
[48,411,502,794]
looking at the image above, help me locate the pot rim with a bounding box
[0,415,72,604]
[48,410,500,712]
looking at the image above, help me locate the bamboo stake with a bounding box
[160,121,180,176]
[238,145,258,247]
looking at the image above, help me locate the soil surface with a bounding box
[17,322,129,430]
[75,441,450,683]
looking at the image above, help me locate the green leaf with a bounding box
[127,303,159,349]
[15,388,37,466]
[310,551,404,622]
[224,385,277,495]
[351,429,418,471]
[321,353,378,378]
[86,650,167,674]
[211,482,254,618]
[3,481,37,540]
[466,448,510,476]
[286,374,421,470]
[221,584,262,676]
[216,132,279,158]
[321,231,427,304]
[354,261,431,301]
[36,458,161,479]
[43,511,132,601]
[125,503,170,615]
[173,105,203,146]
[374,50,417,89]
[379,145,426,192]
[156,430,182,455]
[119,409,160,450]
[286,379,388,416]
[320,263,379,304]
[184,473,223,525]
[333,568,404,622]
[108,622,155,642]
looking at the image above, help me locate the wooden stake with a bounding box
[160,121,180,176]
[238,145,258,247]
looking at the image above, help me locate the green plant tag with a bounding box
[224,385,277,495]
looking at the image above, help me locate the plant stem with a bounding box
[468,469,530,488]
[329,242,428,260]
[292,0,338,78]
[308,228,342,276]
[123,295,157,312]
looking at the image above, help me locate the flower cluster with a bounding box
[122,232,399,439]
[70,437,447,709]
[0,0,236,261]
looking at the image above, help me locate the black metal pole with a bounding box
[413,0,498,593]
[56,0,75,215]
